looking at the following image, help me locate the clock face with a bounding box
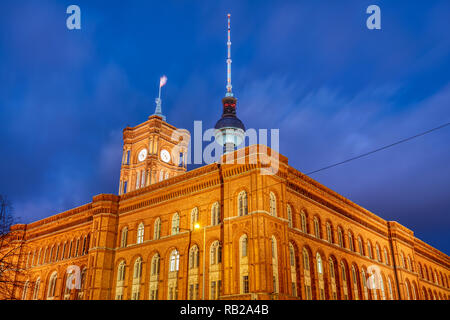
[138,149,147,162]
[160,149,171,163]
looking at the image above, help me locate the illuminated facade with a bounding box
[3,115,450,300]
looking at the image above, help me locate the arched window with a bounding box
[384,248,389,265]
[137,223,144,244]
[190,207,199,230]
[301,212,307,233]
[117,261,126,281]
[400,252,405,268]
[153,218,161,240]
[159,170,164,182]
[210,241,222,265]
[289,244,295,267]
[211,202,220,226]
[316,253,325,299]
[165,172,169,180]
[47,272,58,300]
[411,282,417,300]
[133,257,142,280]
[151,254,160,275]
[405,280,410,300]
[338,228,344,248]
[388,277,394,300]
[407,256,413,272]
[314,217,320,239]
[22,280,29,300]
[171,213,180,235]
[289,243,297,297]
[115,261,126,300]
[341,262,348,300]
[271,236,279,293]
[238,191,248,216]
[303,249,310,271]
[361,269,369,300]
[329,258,337,300]
[316,253,323,274]
[326,223,332,243]
[32,278,40,300]
[81,236,87,255]
[79,268,87,299]
[241,235,248,257]
[351,266,359,300]
[269,192,277,216]
[287,205,293,228]
[358,237,364,255]
[25,252,31,268]
[367,241,373,259]
[376,244,381,262]
[303,249,312,300]
[120,227,128,248]
[61,244,66,260]
[380,275,386,300]
[43,247,48,264]
[37,248,42,264]
[169,250,180,272]
[348,232,354,252]
[131,258,142,300]
[189,245,199,269]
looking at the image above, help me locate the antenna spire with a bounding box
[226,13,233,97]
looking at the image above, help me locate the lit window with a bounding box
[287,205,293,228]
[136,223,144,244]
[190,207,199,230]
[301,212,307,233]
[211,202,220,226]
[269,192,277,216]
[169,250,180,272]
[121,227,128,248]
[171,213,180,235]
[153,218,161,240]
[314,218,320,239]
[326,223,332,243]
[238,191,248,216]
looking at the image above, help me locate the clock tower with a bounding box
[118,115,190,195]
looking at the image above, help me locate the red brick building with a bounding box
[2,112,449,301]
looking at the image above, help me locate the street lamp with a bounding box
[180,223,201,300]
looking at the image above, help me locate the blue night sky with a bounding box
[0,1,449,253]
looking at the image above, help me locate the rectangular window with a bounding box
[126,150,130,165]
[195,284,199,300]
[243,276,249,294]
[141,170,146,187]
[123,181,128,194]
[211,281,216,300]
[189,284,194,300]
[292,283,296,296]
[136,171,140,190]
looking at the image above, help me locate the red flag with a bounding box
[160,75,167,87]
